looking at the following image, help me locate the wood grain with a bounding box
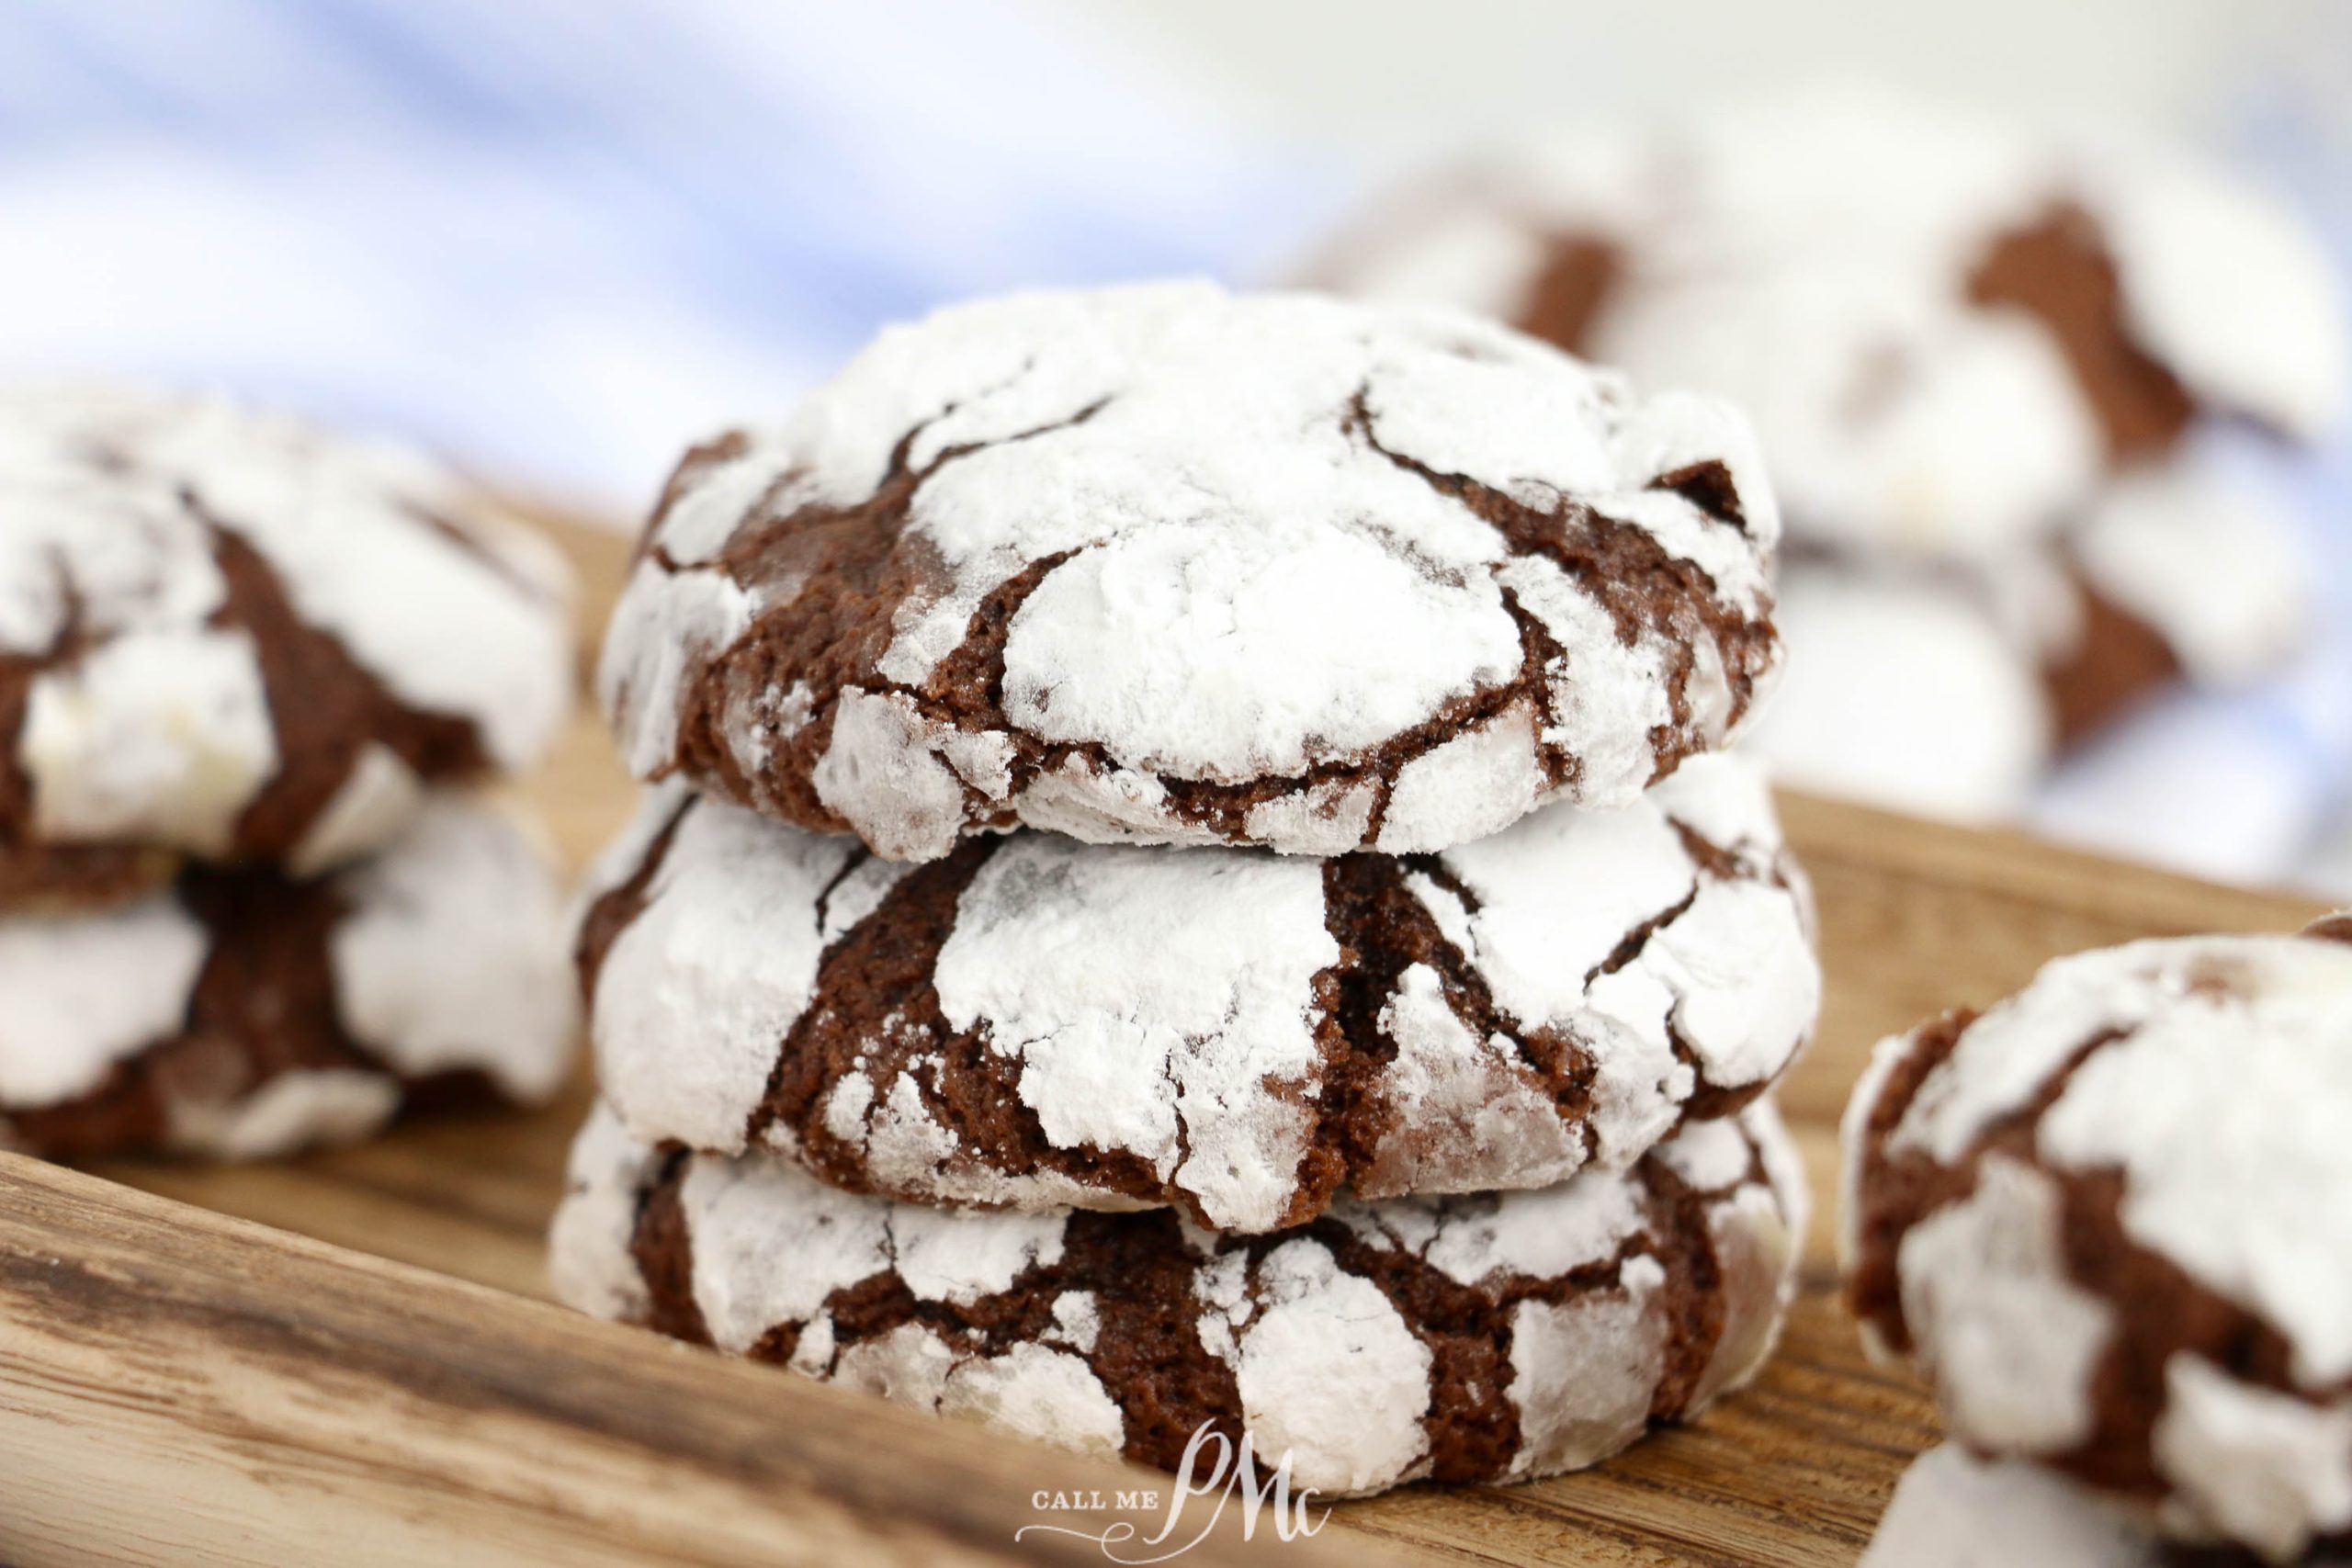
[0,1151,1389,1568]
[7,515,2332,1566]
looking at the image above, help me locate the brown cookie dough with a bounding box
[1842,932,2352,1561]
[2308,912,2352,946]
[576,753,1817,1234]
[551,1098,1805,1498]
[0,795,577,1160]
[598,282,1782,863]
[0,388,574,897]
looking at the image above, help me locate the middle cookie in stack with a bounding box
[552,281,1823,1497]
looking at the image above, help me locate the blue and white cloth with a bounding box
[0,0,1322,508]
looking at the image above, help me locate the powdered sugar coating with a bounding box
[1845,930,2352,1557]
[2083,149,2348,442]
[328,795,577,1103]
[577,751,1817,1228]
[166,1068,403,1160]
[22,627,278,857]
[1892,1154,2117,1452]
[1860,1445,2205,1568]
[0,896,208,1107]
[0,388,573,872]
[1600,256,2100,560]
[931,834,1335,1234]
[548,1093,663,1325]
[2154,1355,2352,1561]
[550,1100,1804,1498]
[2068,450,2313,687]
[1430,750,1819,1165]
[1747,564,2052,822]
[600,281,1781,863]
[0,794,577,1161]
[581,781,864,1155]
[1872,1438,2352,1568]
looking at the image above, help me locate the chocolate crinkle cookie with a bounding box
[1842,931,2352,1562]
[598,281,1782,863]
[0,388,575,898]
[1862,1445,2352,1568]
[575,751,1817,1233]
[1310,86,2344,812]
[1314,85,2343,558]
[551,1098,1804,1498]
[2308,911,2352,946]
[0,795,577,1160]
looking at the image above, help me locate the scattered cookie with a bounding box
[1311,89,2340,783]
[0,795,577,1159]
[1861,1444,2349,1568]
[551,1097,1804,1498]
[599,281,1782,863]
[1843,931,2352,1561]
[2051,449,2314,735]
[0,388,575,894]
[575,750,1816,1233]
[1315,87,2346,559]
[1748,562,2052,821]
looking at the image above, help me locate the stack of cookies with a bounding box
[0,389,579,1160]
[1312,86,2346,824]
[552,282,1823,1496]
[1845,915,2352,1564]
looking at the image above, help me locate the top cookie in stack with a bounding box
[0,389,580,1159]
[596,280,1781,861]
[557,282,1820,1495]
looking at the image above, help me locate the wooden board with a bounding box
[1,518,2330,1567]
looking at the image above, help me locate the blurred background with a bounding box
[2,0,2346,895]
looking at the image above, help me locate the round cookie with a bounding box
[2056,450,2314,709]
[1860,1445,2352,1568]
[1748,561,2052,821]
[0,795,578,1160]
[598,281,1782,863]
[551,1098,1805,1498]
[1842,931,2352,1561]
[575,750,1817,1234]
[0,388,575,896]
[1314,88,2346,559]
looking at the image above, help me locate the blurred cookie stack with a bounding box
[1314,85,2348,825]
[552,281,1824,1496]
[0,389,579,1161]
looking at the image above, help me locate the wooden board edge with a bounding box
[0,1150,1402,1568]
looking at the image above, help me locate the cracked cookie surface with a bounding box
[1842,929,2352,1562]
[597,281,1781,863]
[576,750,1816,1233]
[551,1097,1804,1498]
[0,795,577,1160]
[0,388,574,898]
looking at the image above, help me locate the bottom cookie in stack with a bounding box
[0,795,578,1160]
[551,1098,1805,1498]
